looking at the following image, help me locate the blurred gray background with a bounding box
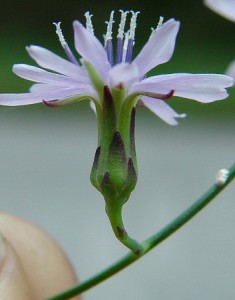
[0,0,235,299]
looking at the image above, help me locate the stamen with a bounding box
[122,31,129,62]
[148,16,164,41]
[125,11,140,63]
[129,11,140,40]
[117,10,129,39]
[116,10,129,64]
[125,40,134,63]
[123,31,130,51]
[53,22,79,65]
[156,16,164,30]
[84,12,94,35]
[104,11,115,65]
[104,11,115,44]
[106,39,114,65]
[53,22,67,47]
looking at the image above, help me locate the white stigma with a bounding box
[129,11,140,40]
[123,30,129,51]
[215,168,229,186]
[105,11,115,43]
[117,10,129,39]
[122,30,129,62]
[84,12,94,35]
[53,22,67,48]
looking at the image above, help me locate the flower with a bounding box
[0,11,232,125]
[205,0,235,80]
[0,11,233,254]
[204,0,235,22]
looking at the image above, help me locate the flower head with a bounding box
[205,0,235,22]
[205,0,235,81]
[0,11,233,254]
[0,11,232,125]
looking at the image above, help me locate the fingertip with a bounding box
[0,237,33,300]
[0,212,80,299]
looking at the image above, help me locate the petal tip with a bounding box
[73,20,82,30]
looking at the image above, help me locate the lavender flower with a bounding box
[0,11,232,254]
[205,0,235,22]
[205,0,235,81]
[0,11,232,125]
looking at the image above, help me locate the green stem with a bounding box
[47,162,235,300]
[105,201,144,256]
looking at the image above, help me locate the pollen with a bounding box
[105,11,115,43]
[117,10,129,39]
[53,22,67,48]
[129,11,140,40]
[84,11,94,35]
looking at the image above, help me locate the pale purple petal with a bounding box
[141,96,186,125]
[205,0,235,22]
[0,87,96,106]
[26,45,87,81]
[131,73,233,103]
[225,59,235,80]
[30,82,98,98]
[29,83,64,93]
[0,93,45,106]
[133,19,180,78]
[13,64,80,86]
[31,86,96,99]
[108,62,139,88]
[73,21,111,80]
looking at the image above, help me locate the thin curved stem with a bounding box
[47,162,235,300]
[105,201,144,255]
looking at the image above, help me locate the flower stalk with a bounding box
[90,86,142,254]
[47,161,235,300]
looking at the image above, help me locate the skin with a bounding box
[0,212,80,300]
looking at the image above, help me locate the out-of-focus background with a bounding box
[0,0,235,299]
